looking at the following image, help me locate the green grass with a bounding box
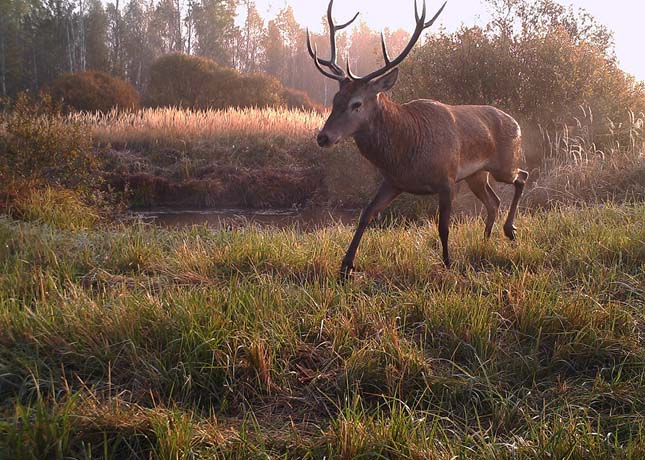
[0,203,644,459]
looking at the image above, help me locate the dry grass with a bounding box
[77,106,326,149]
[525,109,645,207]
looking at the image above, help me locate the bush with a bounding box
[279,87,320,111]
[225,72,283,108]
[50,71,139,112]
[145,53,315,110]
[144,54,228,108]
[0,93,99,189]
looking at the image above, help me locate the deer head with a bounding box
[308,0,447,147]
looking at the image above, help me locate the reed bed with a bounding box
[77,106,327,148]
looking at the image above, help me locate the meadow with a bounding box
[0,103,644,459]
[0,200,643,459]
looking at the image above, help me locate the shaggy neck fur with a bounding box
[353,93,424,171]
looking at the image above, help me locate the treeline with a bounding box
[397,0,645,124]
[1,0,643,123]
[0,0,410,105]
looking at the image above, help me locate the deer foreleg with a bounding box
[503,169,529,240]
[340,181,400,279]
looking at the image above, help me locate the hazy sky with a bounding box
[252,0,645,81]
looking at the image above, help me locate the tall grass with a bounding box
[1,202,643,458]
[78,106,378,209]
[526,108,645,207]
[78,106,326,149]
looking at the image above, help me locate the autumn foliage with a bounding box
[50,71,140,112]
[396,0,645,131]
[144,53,318,111]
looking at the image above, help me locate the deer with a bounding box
[307,0,529,279]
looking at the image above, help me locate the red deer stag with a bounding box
[307,0,529,278]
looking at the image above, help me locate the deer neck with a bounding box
[352,94,414,169]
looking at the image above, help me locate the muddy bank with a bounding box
[110,167,324,209]
[102,143,380,209]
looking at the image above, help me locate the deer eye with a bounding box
[350,101,362,111]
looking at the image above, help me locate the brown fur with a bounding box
[353,94,524,192]
[317,71,529,276]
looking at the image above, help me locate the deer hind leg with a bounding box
[466,172,500,239]
[503,169,529,240]
[438,186,454,268]
[341,181,400,280]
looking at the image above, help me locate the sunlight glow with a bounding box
[254,0,645,81]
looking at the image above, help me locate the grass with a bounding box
[79,106,326,149]
[1,201,643,458]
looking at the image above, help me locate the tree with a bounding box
[263,19,284,80]
[239,0,265,72]
[106,0,125,75]
[122,0,155,90]
[149,0,183,55]
[84,0,109,72]
[0,0,29,96]
[189,0,237,66]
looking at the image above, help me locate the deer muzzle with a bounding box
[317,132,335,148]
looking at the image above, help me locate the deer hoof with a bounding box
[504,224,517,241]
[339,263,355,281]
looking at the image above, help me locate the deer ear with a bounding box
[368,68,399,93]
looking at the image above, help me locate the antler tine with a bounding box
[307,0,360,80]
[306,28,317,60]
[380,32,391,65]
[327,0,358,32]
[313,43,346,81]
[414,0,427,23]
[345,55,360,81]
[336,11,360,30]
[348,0,447,82]
[307,28,333,67]
[326,0,359,75]
[425,1,447,27]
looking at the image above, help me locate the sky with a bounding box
[252,0,645,82]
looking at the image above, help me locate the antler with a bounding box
[349,0,447,82]
[307,0,359,81]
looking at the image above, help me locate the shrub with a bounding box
[145,53,316,110]
[226,72,283,108]
[0,93,100,193]
[144,54,229,108]
[50,71,139,112]
[279,87,320,111]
